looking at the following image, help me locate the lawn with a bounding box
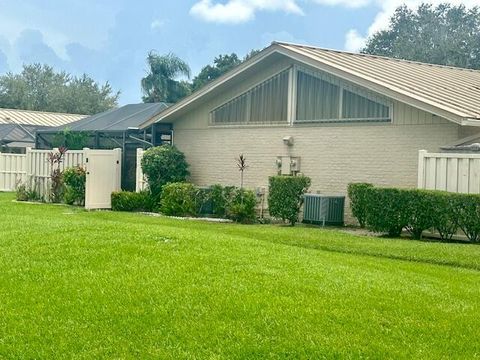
[1,192,480,359]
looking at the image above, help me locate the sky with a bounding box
[0,0,478,105]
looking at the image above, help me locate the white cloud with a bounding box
[190,0,304,24]
[344,0,480,52]
[344,29,366,52]
[311,0,371,8]
[150,19,165,31]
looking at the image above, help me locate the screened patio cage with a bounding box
[34,103,172,190]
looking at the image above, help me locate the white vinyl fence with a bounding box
[136,148,147,192]
[418,150,480,193]
[0,153,27,191]
[0,148,86,197]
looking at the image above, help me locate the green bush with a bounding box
[111,191,155,212]
[347,183,373,228]
[160,182,198,217]
[268,176,311,226]
[201,184,257,223]
[431,192,459,241]
[227,188,257,223]
[455,193,480,243]
[141,145,189,200]
[63,166,86,206]
[365,187,410,237]
[404,190,437,239]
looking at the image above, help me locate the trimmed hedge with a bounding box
[347,183,373,228]
[268,175,311,226]
[111,191,155,212]
[348,183,480,242]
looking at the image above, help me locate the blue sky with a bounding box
[0,0,476,104]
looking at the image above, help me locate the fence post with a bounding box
[136,148,144,192]
[417,150,427,189]
[114,148,122,191]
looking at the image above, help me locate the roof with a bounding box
[52,103,170,132]
[141,41,480,127]
[0,123,48,146]
[0,108,86,127]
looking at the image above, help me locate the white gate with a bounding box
[418,150,480,193]
[136,148,147,192]
[85,149,122,209]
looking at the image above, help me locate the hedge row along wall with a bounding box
[348,183,480,242]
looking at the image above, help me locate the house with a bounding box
[0,108,86,153]
[36,103,171,189]
[139,41,480,217]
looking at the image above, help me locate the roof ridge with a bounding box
[273,41,480,73]
[0,107,88,117]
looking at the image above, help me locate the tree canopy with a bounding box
[141,52,191,103]
[0,64,119,115]
[191,53,242,92]
[362,3,480,70]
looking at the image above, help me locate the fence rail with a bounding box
[418,150,480,193]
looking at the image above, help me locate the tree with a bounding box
[362,4,480,70]
[191,50,262,92]
[0,64,119,114]
[191,53,241,91]
[141,52,191,103]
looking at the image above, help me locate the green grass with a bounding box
[1,192,480,359]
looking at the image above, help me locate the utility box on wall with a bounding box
[276,156,301,175]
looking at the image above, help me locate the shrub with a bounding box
[431,192,459,241]
[141,145,189,200]
[209,184,236,218]
[455,193,480,243]
[63,166,86,206]
[347,183,373,228]
[404,190,437,239]
[111,191,155,212]
[227,188,257,223]
[268,176,311,226]
[365,187,410,237]
[15,181,42,202]
[160,182,198,217]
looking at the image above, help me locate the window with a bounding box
[296,71,340,121]
[211,69,289,125]
[342,89,390,120]
[295,70,391,123]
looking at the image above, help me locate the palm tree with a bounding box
[141,52,191,103]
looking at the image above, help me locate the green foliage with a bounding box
[363,4,480,70]
[268,176,311,226]
[227,188,257,223]
[455,194,480,243]
[209,184,235,217]
[63,166,86,206]
[0,63,119,114]
[347,183,373,228]
[363,188,410,237]
[350,183,480,242]
[52,129,90,150]
[15,182,42,202]
[192,53,241,91]
[160,182,198,217]
[111,191,155,212]
[140,145,190,199]
[141,52,191,103]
